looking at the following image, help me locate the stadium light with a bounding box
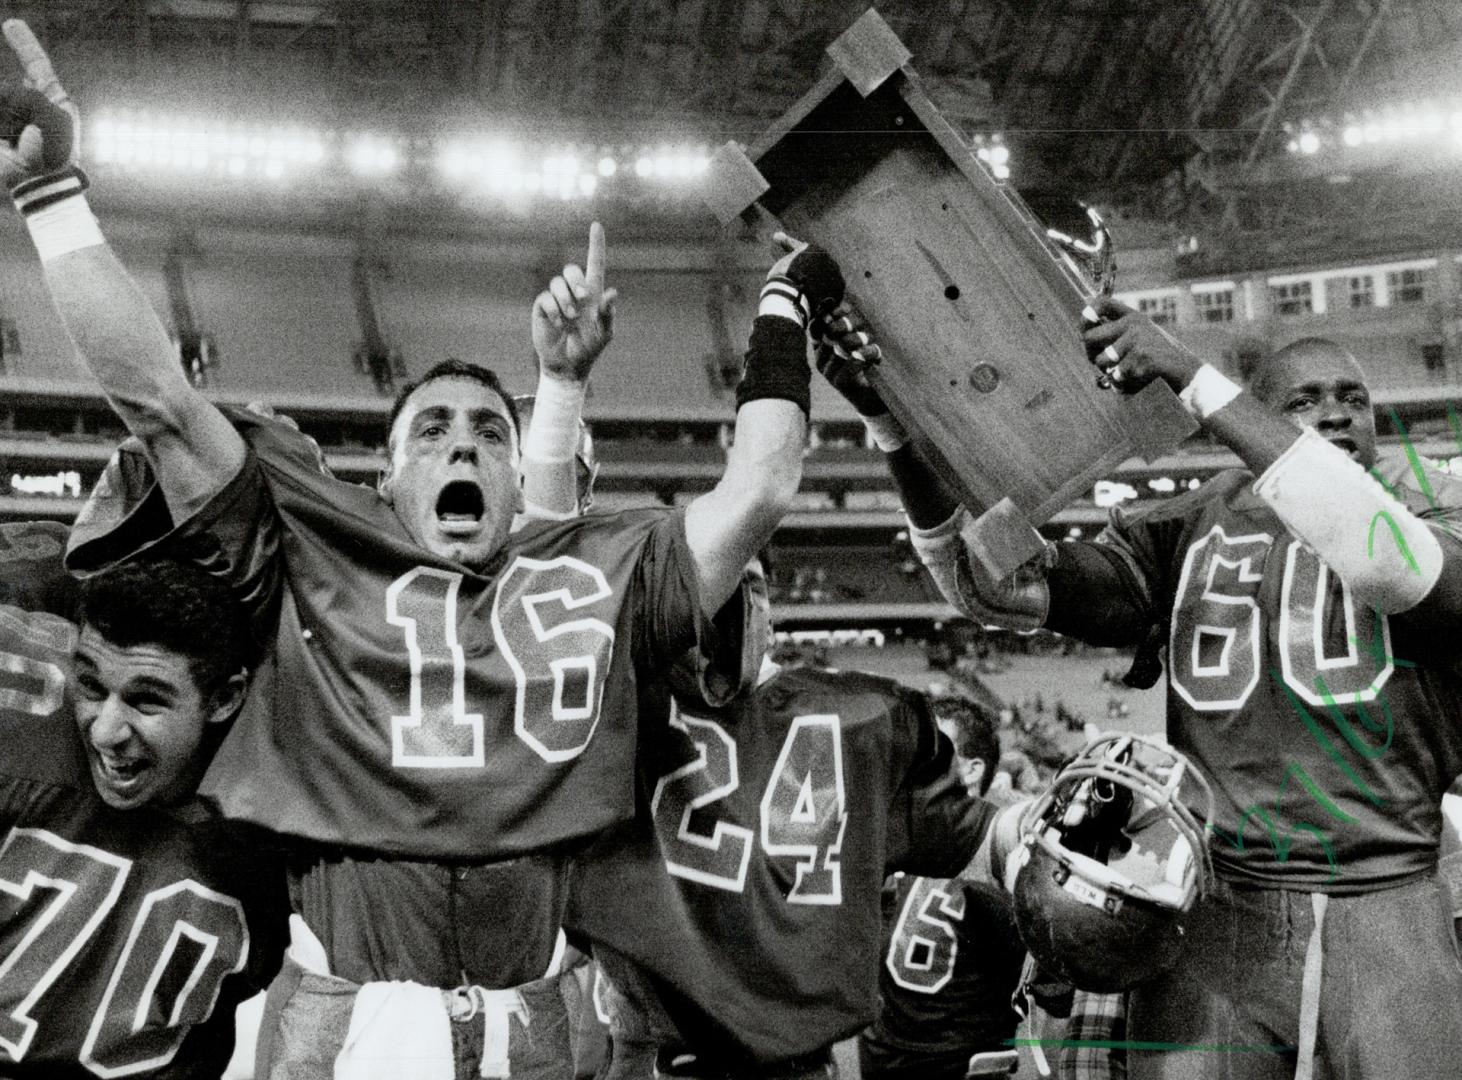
[93,109,718,201]
[347,136,397,175]
[92,111,329,181]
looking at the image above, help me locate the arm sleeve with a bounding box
[1374,458,1462,629]
[888,692,998,877]
[66,411,288,646]
[1044,491,1194,645]
[630,511,752,709]
[1043,539,1156,646]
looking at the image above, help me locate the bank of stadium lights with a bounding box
[89,112,714,199]
[435,138,708,199]
[1283,101,1462,155]
[92,113,327,180]
[346,135,399,175]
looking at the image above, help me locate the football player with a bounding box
[819,293,1462,1078]
[0,520,286,1077]
[0,21,837,1077]
[563,574,1008,1079]
[860,697,1026,1080]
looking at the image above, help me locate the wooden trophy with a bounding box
[704,8,1197,579]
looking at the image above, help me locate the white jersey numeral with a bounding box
[0,829,249,1076]
[653,711,848,906]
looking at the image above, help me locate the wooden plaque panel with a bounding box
[706,9,1197,577]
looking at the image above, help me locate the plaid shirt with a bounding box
[1058,991,1128,1080]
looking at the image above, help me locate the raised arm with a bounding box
[682,237,843,614]
[814,302,1153,643]
[523,222,617,520]
[1085,296,1461,619]
[0,21,242,518]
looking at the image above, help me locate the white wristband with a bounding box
[757,293,804,327]
[863,411,908,453]
[522,375,586,463]
[1178,363,1242,420]
[24,194,104,263]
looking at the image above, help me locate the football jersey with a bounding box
[1089,454,1462,890]
[67,406,733,860]
[860,875,1024,1079]
[66,409,738,989]
[565,665,997,1062]
[0,520,287,1078]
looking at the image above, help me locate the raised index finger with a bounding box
[2,21,67,104]
[585,221,606,293]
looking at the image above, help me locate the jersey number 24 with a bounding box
[651,705,848,905]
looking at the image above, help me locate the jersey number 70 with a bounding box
[0,828,247,1077]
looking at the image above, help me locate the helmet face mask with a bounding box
[1016,192,1118,300]
[1011,734,1215,992]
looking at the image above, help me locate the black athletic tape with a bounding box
[12,164,87,212]
[783,246,845,319]
[737,314,810,417]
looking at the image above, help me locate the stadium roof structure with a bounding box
[8,0,1462,269]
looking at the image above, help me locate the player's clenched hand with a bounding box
[814,301,888,418]
[767,231,845,320]
[532,221,619,384]
[1082,296,1203,394]
[0,20,79,191]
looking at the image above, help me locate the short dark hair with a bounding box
[932,696,1000,794]
[386,360,520,446]
[1247,337,1366,401]
[79,558,252,701]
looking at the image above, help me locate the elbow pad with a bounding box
[1255,429,1443,614]
[909,506,1050,630]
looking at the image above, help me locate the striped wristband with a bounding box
[13,167,103,262]
[759,275,810,329]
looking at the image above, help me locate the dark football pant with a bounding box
[1129,871,1462,1080]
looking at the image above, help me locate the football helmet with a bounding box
[1010,733,1214,992]
[1019,192,1117,300]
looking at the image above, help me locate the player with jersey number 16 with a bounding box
[819,283,1462,1079]
[0,18,843,1080]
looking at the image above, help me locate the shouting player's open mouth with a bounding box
[435,480,486,536]
[91,749,150,802]
[1327,435,1360,460]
